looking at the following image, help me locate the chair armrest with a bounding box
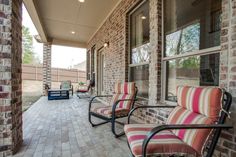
[88,95,113,111]
[128,105,176,124]
[142,124,233,157]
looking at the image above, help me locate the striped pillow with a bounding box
[177,86,223,118]
[166,106,216,154]
[114,82,136,95]
[112,82,136,110]
[110,94,135,109]
[166,86,224,155]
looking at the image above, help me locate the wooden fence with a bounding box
[22,64,86,83]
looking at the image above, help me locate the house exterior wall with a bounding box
[0,0,23,156]
[87,0,236,156]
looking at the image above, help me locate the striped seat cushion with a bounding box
[91,104,130,118]
[177,86,223,118]
[114,82,136,94]
[124,124,198,157]
[110,94,135,109]
[165,86,224,155]
[111,82,136,110]
[166,106,216,155]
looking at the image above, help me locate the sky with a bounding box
[22,5,86,69]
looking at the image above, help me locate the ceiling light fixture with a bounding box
[141,16,147,20]
[71,31,75,34]
[104,42,109,48]
[78,0,85,2]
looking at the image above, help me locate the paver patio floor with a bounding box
[13,96,131,157]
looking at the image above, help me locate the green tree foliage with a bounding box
[22,26,40,64]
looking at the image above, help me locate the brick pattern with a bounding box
[148,0,162,105]
[216,0,236,156]
[0,0,23,156]
[87,0,137,95]
[43,43,52,94]
[87,0,236,156]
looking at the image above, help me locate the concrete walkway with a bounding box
[13,96,131,157]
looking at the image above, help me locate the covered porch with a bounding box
[0,0,236,157]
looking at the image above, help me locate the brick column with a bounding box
[217,0,236,156]
[43,43,52,94]
[0,0,23,156]
[148,0,162,106]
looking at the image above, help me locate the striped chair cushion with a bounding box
[91,104,130,118]
[177,86,223,118]
[124,124,198,157]
[166,106,216,155]
[114,82,136,95]
[110,94,134,109]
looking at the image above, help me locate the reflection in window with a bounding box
[166,23,200,56]
[164,0,222,102]
[166,54,219,101]
[129,0,150,98]
[130,65,149,98]
[132,43,150,64]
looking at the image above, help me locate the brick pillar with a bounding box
[43,43,52,94]
[0,0,23,156]
[217,0,236,156]
[148,0,162,106]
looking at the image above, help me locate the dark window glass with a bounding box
[130,64,149,98]
[130,0,150,64]
[129,0,150,98]
[164,0,222,57]
[166,53,219,101]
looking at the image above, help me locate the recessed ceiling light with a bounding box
[71,31,75,34]
[141,16,147,20]
[78,0,85,2]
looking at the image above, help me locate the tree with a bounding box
[22,26,40,64]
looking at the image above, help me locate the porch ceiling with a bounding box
[23,0,121,48]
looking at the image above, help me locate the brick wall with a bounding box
[87,0,236,156]
[87,0,137,94]
[0,0,23,156]
[216,0,236,156]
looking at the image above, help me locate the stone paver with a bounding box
[13,96,131,157]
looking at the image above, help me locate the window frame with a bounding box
[128,0,150,99]
[161,0,222,103]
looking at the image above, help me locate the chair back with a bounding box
[61,80,71,89]
[166,86,225,155]
[110,82,137,110]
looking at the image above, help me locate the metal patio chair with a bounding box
[77,80,91,98]
[88,82,138,137]
[125,86,233,157]
[60,80,73,96]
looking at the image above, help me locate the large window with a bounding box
[164,0,222,101]
[129,0,150,98]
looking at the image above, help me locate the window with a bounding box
[129,0,150,98]
[164,0,221,101]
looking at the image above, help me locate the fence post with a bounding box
[57,68,59,82]
[35,65,37,80]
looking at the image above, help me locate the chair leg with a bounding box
[88,112,110,127]
[111,117,125,138]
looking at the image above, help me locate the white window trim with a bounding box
[161,0,222,103]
